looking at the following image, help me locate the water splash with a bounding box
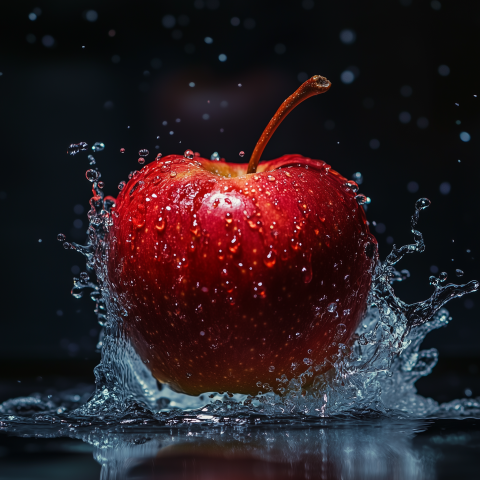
[1,161,479,432]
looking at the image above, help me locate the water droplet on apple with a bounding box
[290,238,301,251]
[138,157,145,165]
[228,235,240,254]
[190,224,201,237]
[210,152,220,161]
[269,366,275,372]
[247,219,258,230]
[118,181,126,190]
[355,194,367,205]
[253,175,259,181]
[302,264,313,284]
[161,164,171,173]
[217,249,225,261]
[267,175,276,182]
[139,149,149,157]
[344,181,359,193]
[225,212,233,225]
[336,323,347,335]
[57,233,66,242]
[456,269,464,277]
[170,171,177,177]
[92,142,105,152]
[120,148,125,153]
[264,250,276,268]
[133,204,146,228]
[239,151,245,157]
[228,296,235,305]
[155,217,166,232]
[184,149,194,159]
[86,169,100,182]
[327,302,337,312]
[257,284,266,299]
[186,372,192,378]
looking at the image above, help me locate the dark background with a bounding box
[0,0,479,402]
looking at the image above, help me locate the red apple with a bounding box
[104,76,377,395]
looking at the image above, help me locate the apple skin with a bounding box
[104,153,377,396]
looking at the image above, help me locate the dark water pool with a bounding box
[1,417,479,479]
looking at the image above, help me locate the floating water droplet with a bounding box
[118,181,126,190]
[57,233,66,242]
[184,149,194,159]
[156,153,163,159]
[138,149,149,157]
[98,181,104,189]
[456,269,464,277]
[67,143,80,155]
[239,151,245,157]
[86,169,100,182]
[120,148,125,153]
[352,172,363,185]
[63,241,71,250]
[138,157,145,165]
[439,272,448,282]
[327,302,337,312]
[210,152,220,161]
[92,142,105,152]
[415,198,431,211]
[88,154,96,165]
[80,272,89,281]
[267,175,276,182]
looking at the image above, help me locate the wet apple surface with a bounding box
[103,76,377,395]
[105,153,377,395]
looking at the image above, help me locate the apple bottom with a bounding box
[118,254,372,396]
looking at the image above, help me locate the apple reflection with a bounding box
[89,420,436,480]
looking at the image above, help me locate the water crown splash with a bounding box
[1,153,479,428]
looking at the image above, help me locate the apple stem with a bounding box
[247,75,332,175]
